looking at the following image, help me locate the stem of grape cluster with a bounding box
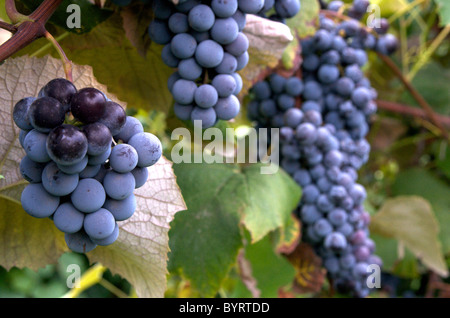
[44,31,73,82]
[0,0,63,62]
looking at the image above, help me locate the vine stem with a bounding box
[44,31,73,82]
[5,0,33,24]
[376,100,450,126]
[0,0,63,62]
[0,21,17,33]
[377,53,449,140]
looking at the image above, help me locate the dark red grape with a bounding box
[82,122,112,156]
[28,97,66,133]
[70,87,106,124]
[39,78,77,112]
[46,124,88,165]
[98,101,127,136]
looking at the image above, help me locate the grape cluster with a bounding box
[325,0,398,55]
[14,78,162,254]
[149,0,262,128]
[247,2,398,297]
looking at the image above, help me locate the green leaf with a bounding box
[19,0,113,34]
[0,56,186,298]
[234,235,296,298]
[400,62,450,116]
[392,168,450,255]
[370,195,448,277]
[169,162,301,296]
[286,0,320,38]
[434,0,450,26]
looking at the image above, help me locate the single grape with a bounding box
[71,178,106,213]
[188,4,215,32]
[53,202,85,234]
[103,171,136,200]
[21,183,60,218]
[23,129,51,163]
[231,10,246,31]
[46,124,88,165]
[284,77,304,96]
[39,78,77,112]
[215,52,238,74]
[131,166,148,188]
[324,232,348,251]
[13,97,36,130]
[109,144,139,173]
[313,218,333,237]
[170,33,197,59]
[42,161,79,196]
[128,132,163,167]
[191,107,217,128]
[82,122,112,157]
[171,79,198,105]
[148,19,173,45]
[274,0,301,18]
[91,223,119,246]
[212,74,237,98]
[173,103,194,121]
[283,108,304,128]
[65,230,97,253]
[178,58,203,80]
[152,0,174,20]
[98,101,127,136]
[236,51,249,71]
[114,116,144,142]
[195,40,224,68]
[103,194,137,221]
[212,0,238,18]
[70,87,107,124]
[168,12,189,34]
[20,155,45,183]
[83,208,116,240]
[215,95,240,120]
[28,97,66,133]
[194,84,219,109]
[238,0,264,13]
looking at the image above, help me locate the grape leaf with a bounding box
[169,162,301,296]
[370,195,448,277]
[433,0,450,26]
[120,2,153,57]
[391,168,450,255]
[0,56,186,298]
[283,243,326,294]
[238,234,297,298]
